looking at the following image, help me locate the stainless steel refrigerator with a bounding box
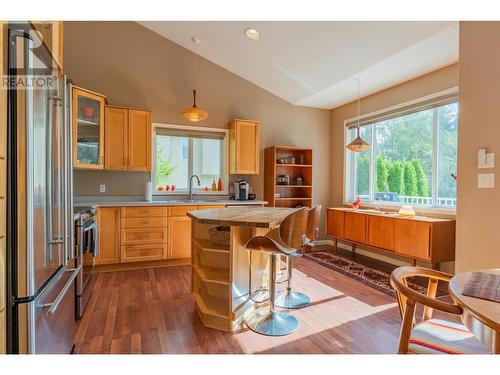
[6,22,77,354]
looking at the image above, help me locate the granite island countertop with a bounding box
[187,206,299,228]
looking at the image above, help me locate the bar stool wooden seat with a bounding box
[276,205,321,309]
[390,266,490,354]
[245,207,308,336]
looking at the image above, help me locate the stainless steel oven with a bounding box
[74,207,98,319]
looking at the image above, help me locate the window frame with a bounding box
[152,123,229,196]
[343,87,458,212]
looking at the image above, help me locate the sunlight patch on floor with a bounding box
[234,269,398,353]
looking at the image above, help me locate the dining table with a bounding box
[449,269,500,354]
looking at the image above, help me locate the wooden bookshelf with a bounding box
[264,146,313,208]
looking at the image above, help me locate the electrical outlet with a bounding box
[99,184,106,193]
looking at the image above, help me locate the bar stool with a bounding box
[276,205,321,309]
[245,207,308,336]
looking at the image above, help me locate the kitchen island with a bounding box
[187,207,298,332]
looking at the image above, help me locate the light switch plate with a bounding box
[479,152,495,168]
[99,184,106,193]
[478,173,495,188]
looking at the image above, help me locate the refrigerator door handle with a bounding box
[41,265,81,315]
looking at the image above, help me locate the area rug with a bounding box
[303,251,447,298]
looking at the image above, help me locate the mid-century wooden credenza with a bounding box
[326,208,456,269]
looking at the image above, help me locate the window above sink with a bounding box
[152,123,229,195]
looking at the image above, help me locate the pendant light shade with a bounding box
[346,126,370,152]
[182,37,208,122]
[182,89,208,122]
[346,78,370,152]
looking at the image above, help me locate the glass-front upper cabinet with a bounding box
[72,86,106,169]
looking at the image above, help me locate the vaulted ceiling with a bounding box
[138,21,458,109]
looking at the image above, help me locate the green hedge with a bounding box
[356,155,430,197]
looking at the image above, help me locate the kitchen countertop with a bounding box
[74,199,267,208]
[187,207,298,228]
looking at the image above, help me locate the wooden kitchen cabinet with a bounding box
[168,216,192,259]
[367,216,395,251]
[73,86,106,170]
[96,208,121,265]
[344,212,367,243]
[104,106,151,171]
[120,206,167,262]
[128,109,151,171]
[229,119,260,174]
[395,220,431,260]
[104,106,128,170]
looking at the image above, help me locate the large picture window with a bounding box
[153,125,228,194]
[345,92,458,209]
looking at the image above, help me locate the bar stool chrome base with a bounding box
[276,290,311,309]
[246,309,299,336]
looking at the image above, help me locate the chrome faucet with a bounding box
[188,175,200,201]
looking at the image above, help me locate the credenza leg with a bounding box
[410,259,416,266]
[431,263,439,270]
[493,331,500,354]
[333,238,338,253]
[352,244,356,257]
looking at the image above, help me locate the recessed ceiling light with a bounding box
[245,28,260,41]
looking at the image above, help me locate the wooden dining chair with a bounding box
[390,266,490,354]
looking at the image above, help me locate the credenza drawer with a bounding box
[121,228,167,245]
[169,206,196,216]
[121,244,167,263]
[121,206,166,218]
[121,217,167,229]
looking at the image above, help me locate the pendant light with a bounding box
[181,37,208,122]
[346,78,369,152]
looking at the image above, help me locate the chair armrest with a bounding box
[390,268,463,316]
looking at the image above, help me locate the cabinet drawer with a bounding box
[344,212,367,243]
[121,244,167,263]
[121,206,166,218]
[121,228,167,245]
[121,216,167,229]
[395,220,431,260]
[169,206,196,216]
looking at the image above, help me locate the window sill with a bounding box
[342,201,456,218]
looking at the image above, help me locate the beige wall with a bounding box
[329,64,458,269]
[64,22,331,226]
[456,22,500,272]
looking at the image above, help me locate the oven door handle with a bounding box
[42,265,81,315]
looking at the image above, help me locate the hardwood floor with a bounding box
[74,257,404,354]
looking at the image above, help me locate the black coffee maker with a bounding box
[234,178,249,200]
